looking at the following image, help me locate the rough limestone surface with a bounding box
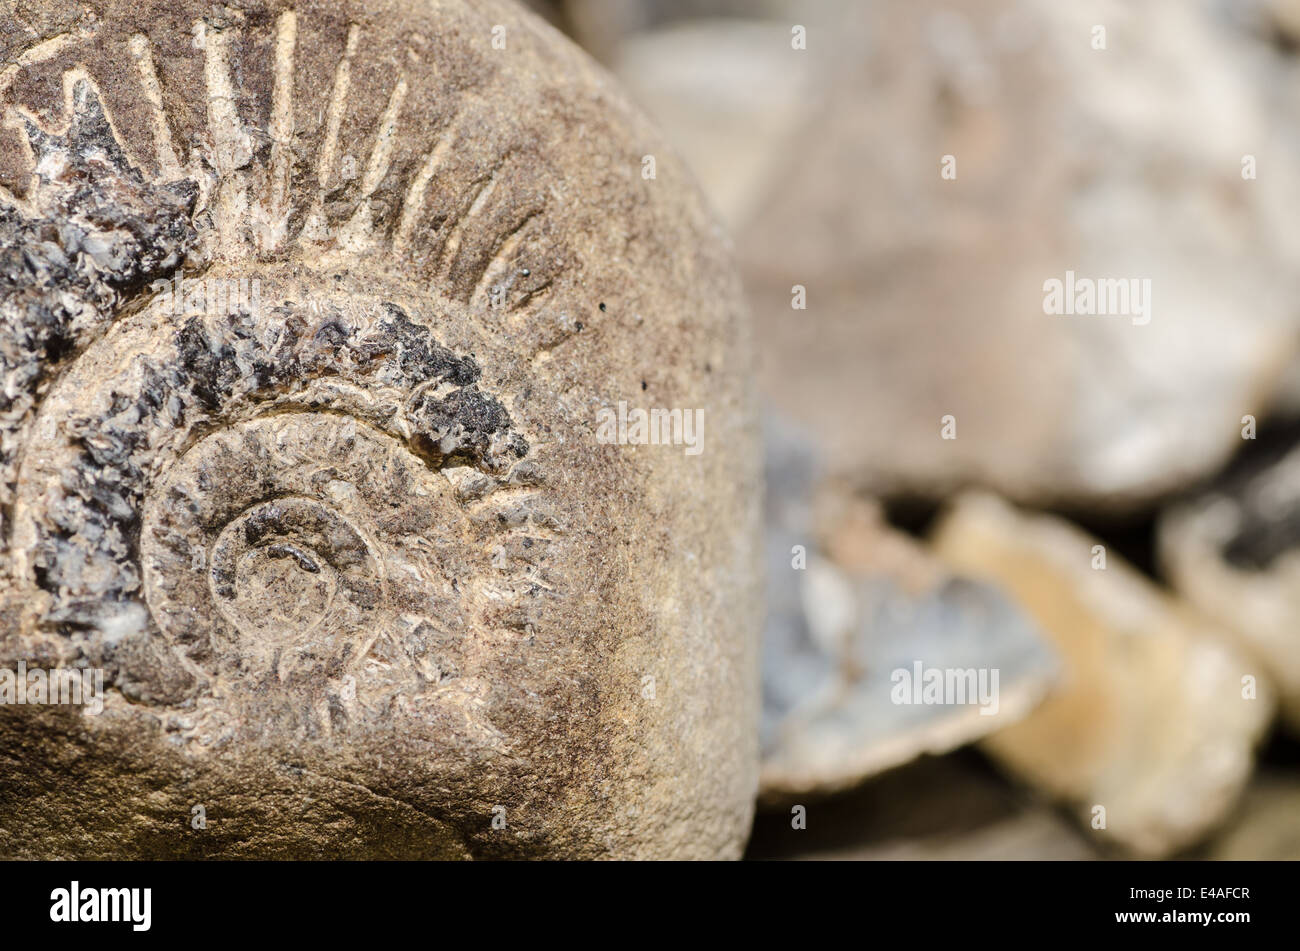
[932,493,1274,858]
[0,0,760,858]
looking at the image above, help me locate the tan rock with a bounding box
[1241,0,1300,46]
[614,0,1300,507]
[931,493,1273,857]
[1209,775,1300,860]
[1160,444,1300,730]
[0,0,760,859]
[611,18,818,228]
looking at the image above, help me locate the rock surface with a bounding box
[932,493,1274,857]
[612,18,816,228]
[1208,775,1300,860]
[0,0,760,859]
[1160,442,1300,731]
[615,0,1300,507]
[760,425,1056,800]
[747,754,1096,861]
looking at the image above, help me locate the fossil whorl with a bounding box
[0,0,760,859]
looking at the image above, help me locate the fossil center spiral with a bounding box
[140,413,392,681]
[209,496,367,642]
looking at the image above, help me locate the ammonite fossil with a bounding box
[0,0,760,858]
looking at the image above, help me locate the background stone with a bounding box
[932,493,1274,857]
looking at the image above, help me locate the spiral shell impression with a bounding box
[0,0,760,859]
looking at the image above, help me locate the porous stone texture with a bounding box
[0,0,760,858]
[760,422,1056,801]
[932,493,1274,858]
[1160,443,1300,731]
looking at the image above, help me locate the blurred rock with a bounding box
[761,425,1057,801]
[932,493,1274,857]
[562,0,838,64]
[856,808,1093,861]
[1160,441,1300,730]
[616,0,1300,507]
[612,19,817,226]
[1208,774,1300,860]
[1275,1,1300,41]
[1230,0,1300,47]
[747,753,1096,860]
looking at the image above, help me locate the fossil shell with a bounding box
[0,0,759,859]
